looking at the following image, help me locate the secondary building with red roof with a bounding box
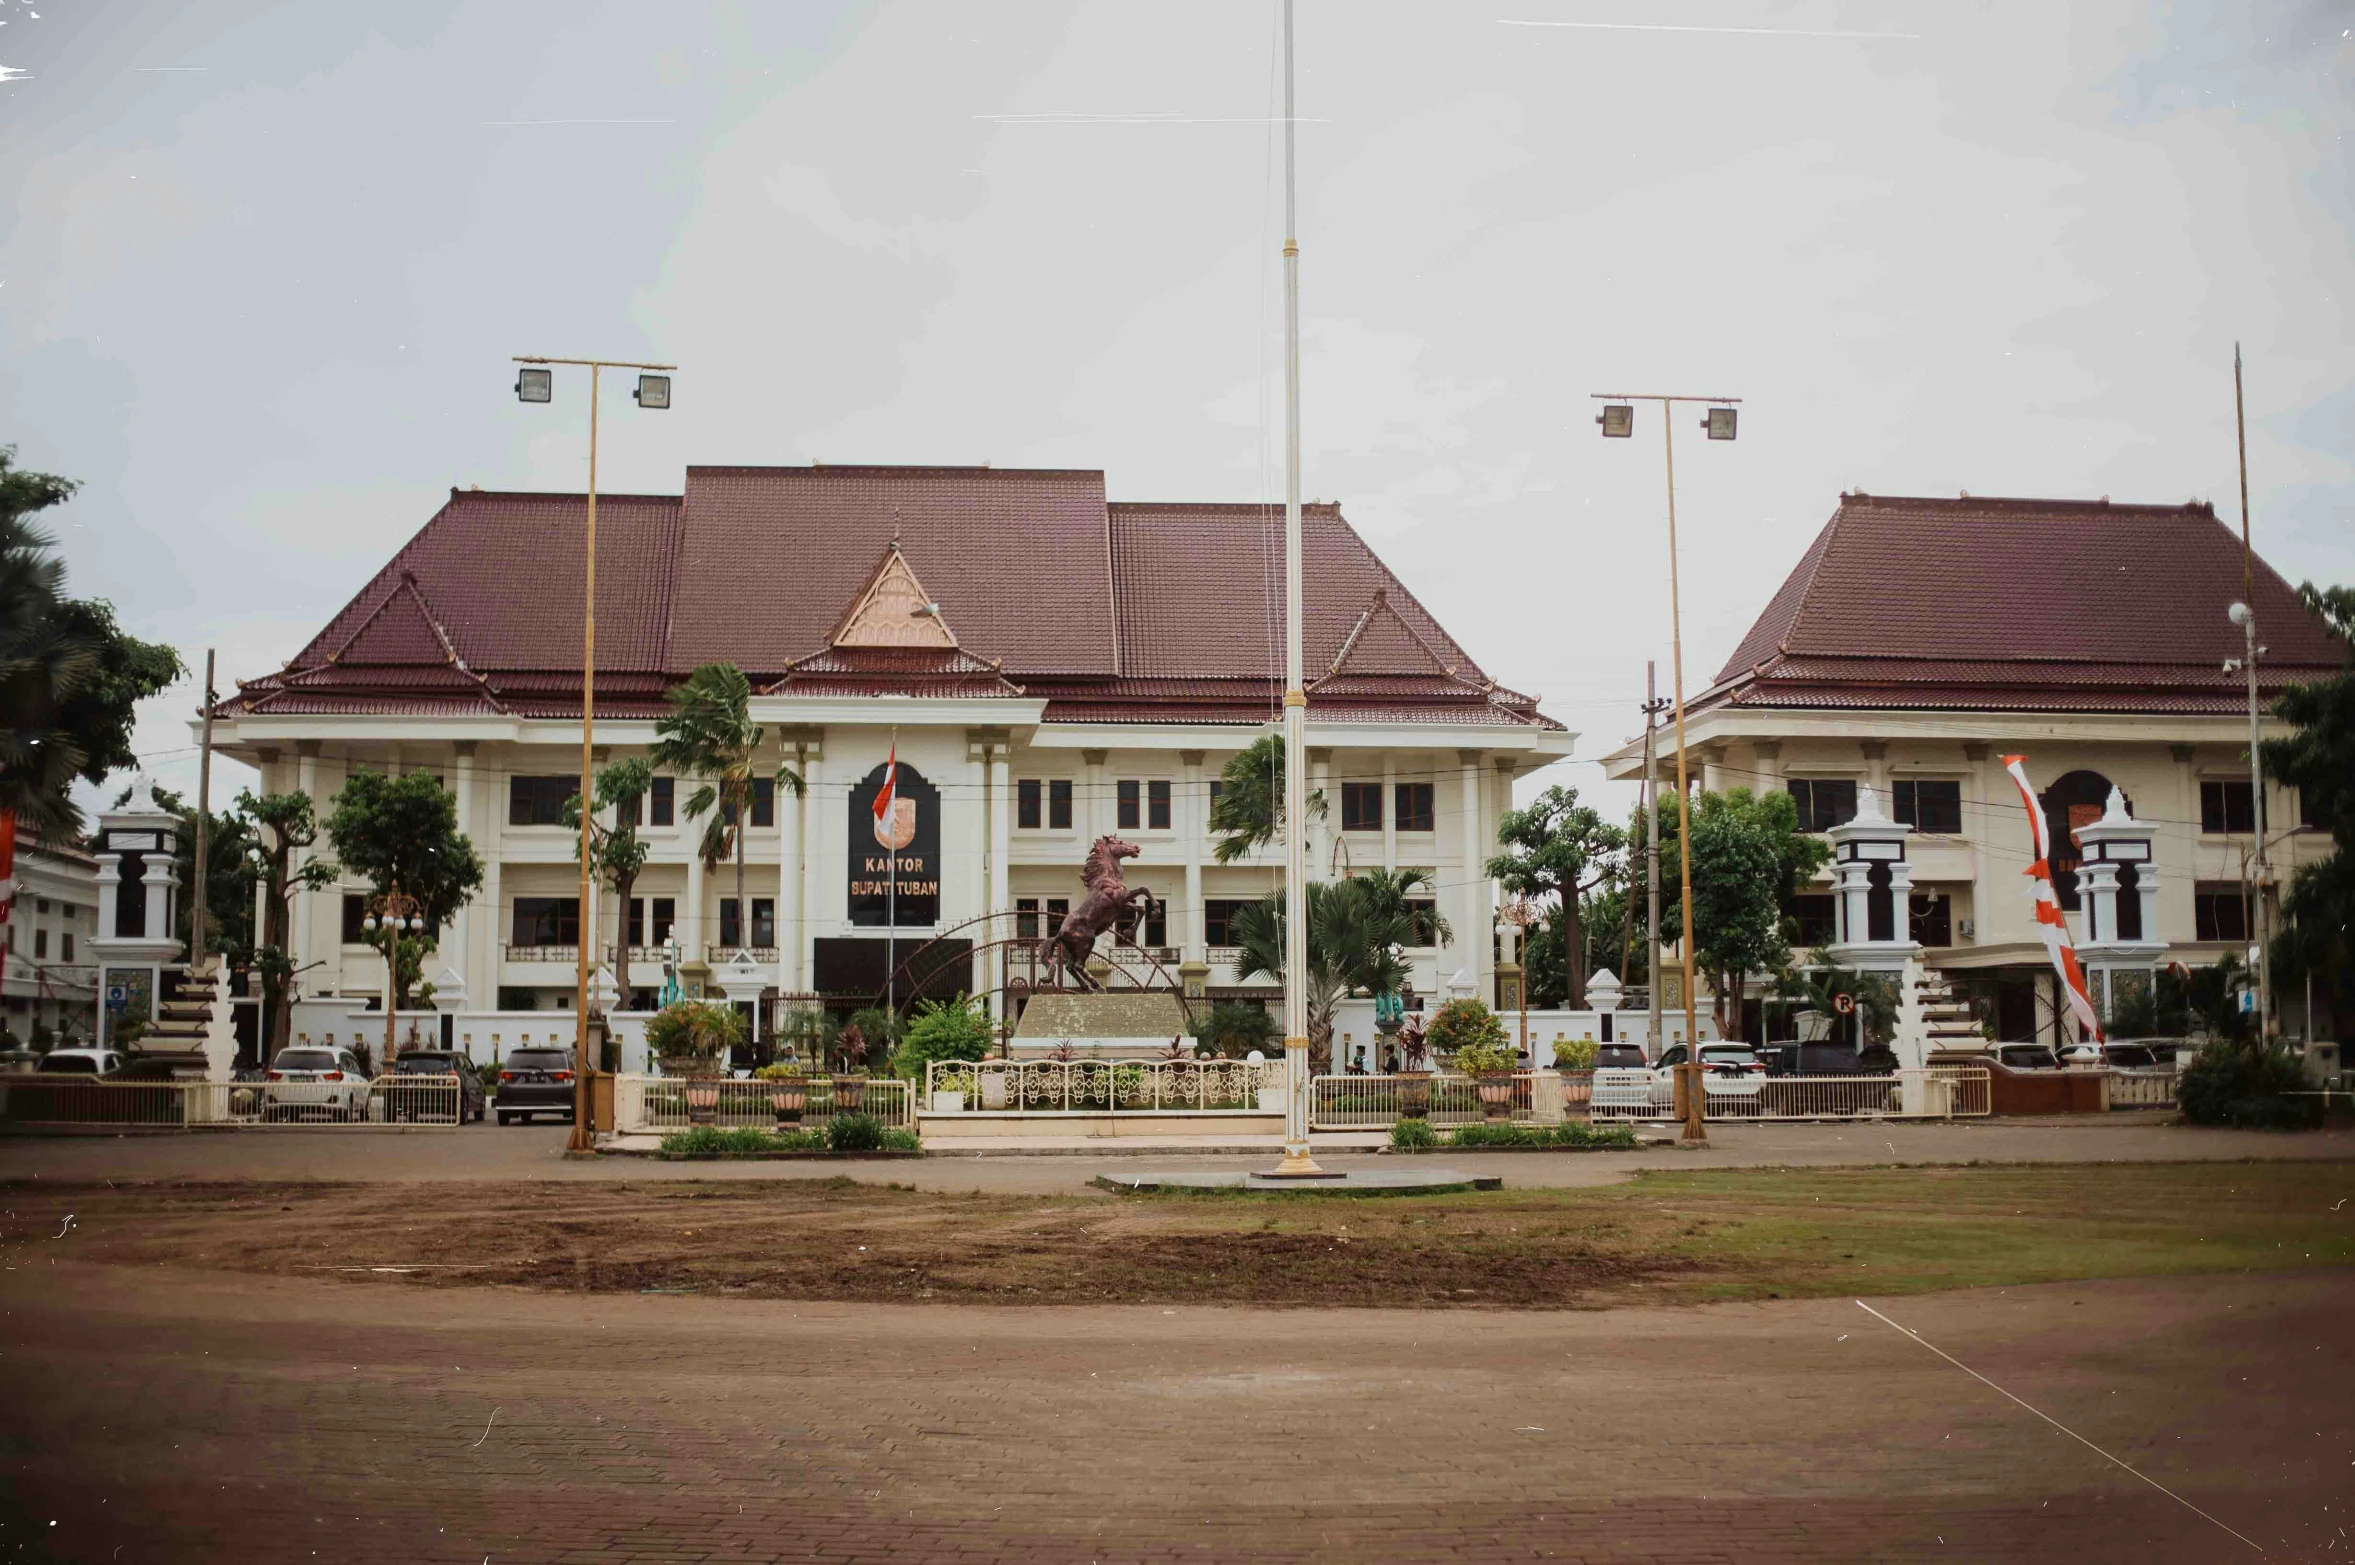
[1603,492,2345,1047]
[212,464,1569,1043]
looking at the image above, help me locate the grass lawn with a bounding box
[6,1160,2349,1308]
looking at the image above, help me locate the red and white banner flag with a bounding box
[2000,755,2105,1042]
[871,743,899,850]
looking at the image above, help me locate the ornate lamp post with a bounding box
[362,883,425,1074]
[1500,896,1540,1060]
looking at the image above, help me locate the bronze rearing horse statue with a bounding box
[1043,835,1156,993]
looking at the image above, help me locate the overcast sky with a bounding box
[4,0,2349,821]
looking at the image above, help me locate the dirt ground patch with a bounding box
[5,1160,2348,1308]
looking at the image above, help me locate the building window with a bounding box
[1016,897,1040,939]
[32,929,46,959]
[719,899,741,949]
[651,897,675,946]
[1405,898,1441,947]
[1894,779,1963,835]
[1132,897,1167,948]
[1017,779,1042,830]
[624,897,677,949]
[751,897,775,946]
[649,776,675,826]
[1393,782,1435,833]
[2194,886,2250,943]
[2201,780,2256,835]
[1148,779,1172,830]
[1342,783,1384,832]
[1204,898,1254,947]
[1788,778,1859,833]
[1789,893,1837,949]
[1908,893,1952,948]
[626,898,645,947]
[1049,779,1074,831]
[751,777,776,828]
[342,894,368,944]
[1016,896,1070,940]
[510,897,580,947]
[61,933,73,963]
[2300,787,2324,830]
[1117,779,1142,830]
[508,776,575,827]
[34,898,48,915]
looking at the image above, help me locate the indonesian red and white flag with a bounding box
[871,743,898,850]
[2000,755,2105,1042]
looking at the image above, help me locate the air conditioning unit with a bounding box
[1958,919,1976,940]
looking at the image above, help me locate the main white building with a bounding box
[212,465,1570,1038]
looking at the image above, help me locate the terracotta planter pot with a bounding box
[831,1075,867,1113]
[1396,1074,1433,1120]
[684,1082,721,1125]
[1475,1072,1515,1121]
[770,1083,806,1125]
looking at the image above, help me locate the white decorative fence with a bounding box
[2106,1069,2180,1109]
[0,1076,463,1130]
[1311,1073,1549,1129]
[614,1074,914,1134]
[923,1058,1281,1115]
[1588,1065,1992,1123]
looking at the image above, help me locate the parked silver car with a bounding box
[264,1046,372,1122]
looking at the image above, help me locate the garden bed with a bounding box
[653,1123,921,1160]
[1390,1120,1643,1152]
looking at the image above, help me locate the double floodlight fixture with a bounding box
[515,367,553,404]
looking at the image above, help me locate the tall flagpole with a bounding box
[1270,0,1322,1177]
[887,729,898,1023]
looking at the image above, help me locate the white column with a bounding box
[1752,741,1782,794]
[1861,740,1890,801]
[1181,750,1206,962]
[1458,750,1484,984]
[685,849,707,967]
[990,747,1013,1022]
[798,748,824,990]
[780,742,806,993]
[1964,743,1991,945]
[1380,752,1398,874]
[1083,748,1109,842]
[450,742,476,992]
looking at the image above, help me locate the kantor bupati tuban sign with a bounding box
[847,761,940,926]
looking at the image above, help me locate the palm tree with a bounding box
[650,663,805,961]
[1208,733,1325,865]
[565,757,654,1008]
[0,505,98,842]
[1230,875,1423,1068]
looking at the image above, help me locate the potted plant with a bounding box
[1551,1035,1600,1116]
[1426,996,1515,1120]
[757,1060,807,1125]
[831,1022,869,1113]
[1394,1016,1433,1119]
[645,1000,744,1123]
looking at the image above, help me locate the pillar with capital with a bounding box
[2073,786,2164,1022]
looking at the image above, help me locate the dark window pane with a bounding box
[510,897,580,946]
[342,894,367,944]
[2201,780,2255,834]
[1894,779,1963,835]
[1117,779,1141,831]
[751,777,776,828]
[1342,783,1384,832]
[1393,783,1435,833]
[650,898,675,944]
[650,776,675,826]
[1017,778,1042,830]
[1908,893,1952,947]
[627,898,645,947]
[508,776,575,827]
[752,898,775,946]
[1049,779,1073,830]
[2194,890,2249,943]
[719,899,741,948]
[1148,780,1171,830]
[1405,898,1439,946]
[1016,898,1040,940]
[1204,899,1252,946]
[1789,893,1837,948]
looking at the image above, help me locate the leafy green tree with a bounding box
[563,756,655,1009]
[324,769,485,1010]
[1208,733,1325,865]
[1230,874,1422,1067]
[0,449,183,840]
[1188,1000,1279,1058]
[1486,785,1624,1008]
[650,663,805,957]
[1655,787,1832,1041]
[237,789,340,1059]
[2262,581,2355,1037]
[891,993,995,1079]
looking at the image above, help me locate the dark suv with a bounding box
[386,1051,487,1123]
[496,1047,579,1125]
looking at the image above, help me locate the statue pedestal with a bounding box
[1011,992,1193,1059]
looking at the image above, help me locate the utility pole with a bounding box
[191,650,218,971]
[1643,662,1664,1060]
[2231,343,2273,1042]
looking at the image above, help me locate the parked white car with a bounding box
[35,1049,129,1075]
[264,1046,373,1122]
[1648,1043,1767,1108]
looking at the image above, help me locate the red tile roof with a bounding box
[228,468,1556,730]
[1699,493,2347,716]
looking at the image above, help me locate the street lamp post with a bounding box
[362,883,424,1079]
[1595,392,1740,1145]
[514,355,675,1152]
